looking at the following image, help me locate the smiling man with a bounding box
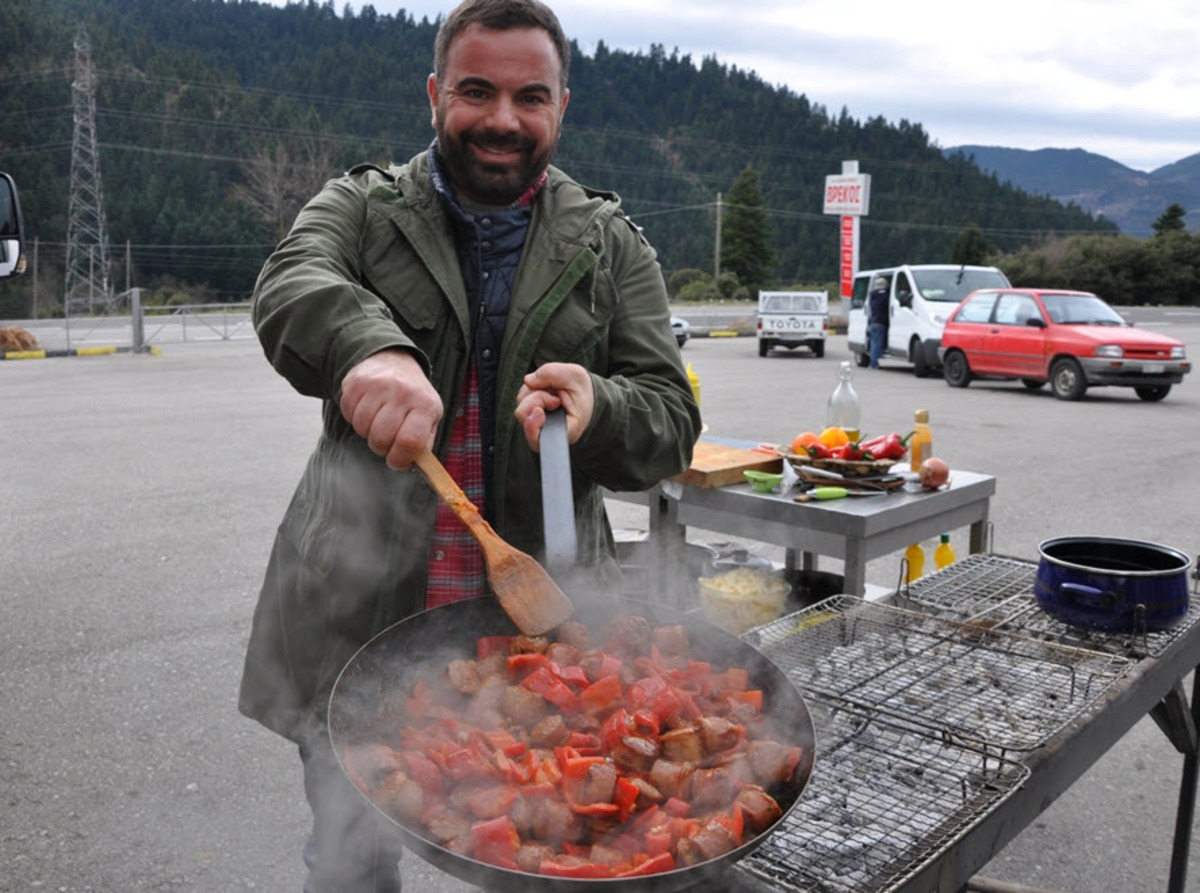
[239,1,699,890]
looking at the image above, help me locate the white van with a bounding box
[846,264,1011,376]
[757,290,829,358]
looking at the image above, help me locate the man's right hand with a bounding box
[339,349,443,470]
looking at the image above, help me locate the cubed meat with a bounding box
[500,684,548,729]
[648,759,694,800]
[608,614,652,655]
[610,734,658,773]
[714,751,756,788]
[375,769,424,825]
[342,743,405,796]
[509,635,550,655]
[735,785,784,835]
[476,651,508,680]
[516,842,557,873]
[529,714,571,748]
[629,776,664,808]
[689,766,739,811]
[570,760,618,807]
[747,739,800,787]
[660,726,703,763]
[533,798,585,845]
[545,642,581,666]
[676,819,739,865]
[445,659,481,695]
[697,716,743,755]
[652,624,689,657]
[555,620,591,652]
[463,676,507,729]
[589,844,626,868]
[424,805,472,844]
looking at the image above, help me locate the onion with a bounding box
[918,457,950,489]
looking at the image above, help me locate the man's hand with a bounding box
[515,362,594,451]
[339,349,443,469]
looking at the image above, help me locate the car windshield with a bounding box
[1039,293,1127,326]
[912,268,1009,303]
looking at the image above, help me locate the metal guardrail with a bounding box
[135,299,254,349]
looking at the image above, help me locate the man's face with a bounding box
[428,23,569,205]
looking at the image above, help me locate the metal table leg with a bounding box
[1167,669,1200,893]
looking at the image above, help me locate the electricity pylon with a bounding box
[64,27,113,314]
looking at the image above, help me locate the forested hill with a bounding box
[1,0,1115,304]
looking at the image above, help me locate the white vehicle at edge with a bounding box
[757,290,829,358]
[846,264,1011,376]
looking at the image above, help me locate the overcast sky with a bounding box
[283,0,1199,172]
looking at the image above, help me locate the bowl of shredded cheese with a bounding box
[698,567,791,634]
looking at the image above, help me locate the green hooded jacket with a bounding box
[238,152,700,742]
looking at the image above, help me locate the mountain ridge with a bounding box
[944,145,1200,236]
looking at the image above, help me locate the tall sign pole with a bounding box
[823,161,871,319]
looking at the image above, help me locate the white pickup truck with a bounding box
[757,290,828,358]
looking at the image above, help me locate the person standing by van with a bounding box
[867,275,889,368]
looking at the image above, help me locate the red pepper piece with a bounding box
[521,666,580,712]
[538,858,616,879]
[475,635,511,659]
[591,652,622,680]
[614,775,640,822]
[644,827,673,856]
[617,851,676,877]
[580,674,623,716]
[566,731,602,750]
[551,662,590,688]
[507,652,549,677]
[399,752,444,797]
[662,796,690,818]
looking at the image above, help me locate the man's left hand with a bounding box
[515,362,594,451]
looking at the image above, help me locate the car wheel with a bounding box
[812,342,825,358]
[1135,385,1171,402]
[1021,379,1046,391]
[854,351,869,368]
[942,350,972,388]
[1050,357,1088,400]
[911,339,932,378]
[758,339,769,357]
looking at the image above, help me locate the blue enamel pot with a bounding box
[1035,536,1192,633]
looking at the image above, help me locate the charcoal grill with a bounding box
[701,554,1200,893]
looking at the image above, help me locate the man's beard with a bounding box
[435,118,557,205]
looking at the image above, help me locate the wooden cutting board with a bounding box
[671,440,784,488]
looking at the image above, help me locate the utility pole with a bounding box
[64,26,113,315]
[714,192,722,280]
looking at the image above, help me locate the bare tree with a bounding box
[234,137,338,242]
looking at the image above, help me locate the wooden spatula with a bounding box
[413,446,575,636]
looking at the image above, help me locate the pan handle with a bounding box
[539,409,576,571]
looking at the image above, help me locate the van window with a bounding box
[850,276,870,309]
[911,268,1010,303]
[896,271,916,306]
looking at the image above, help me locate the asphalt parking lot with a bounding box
[2,317,1199,893]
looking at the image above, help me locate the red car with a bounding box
[938,288,1190,401]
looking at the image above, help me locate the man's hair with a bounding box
[434,0,571,90]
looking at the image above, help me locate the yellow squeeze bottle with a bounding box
[686,362,701,407]
[934,534,956,569]
[909,409,932,468]
[904,542,926,583]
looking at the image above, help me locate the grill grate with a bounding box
[735,698,1028,893]
[896,553,1200,658]
[748,595,1133,751]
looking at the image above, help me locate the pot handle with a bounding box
[1059,581,1121,610]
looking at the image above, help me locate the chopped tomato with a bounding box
[470,815,519,866]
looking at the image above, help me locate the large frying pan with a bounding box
[328,595,816,893]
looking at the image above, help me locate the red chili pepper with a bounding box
[806,443,833,459]
[858,431,910,460]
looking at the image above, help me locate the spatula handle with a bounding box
[413,447,488,534]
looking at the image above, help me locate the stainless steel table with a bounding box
[608,464,996,598]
